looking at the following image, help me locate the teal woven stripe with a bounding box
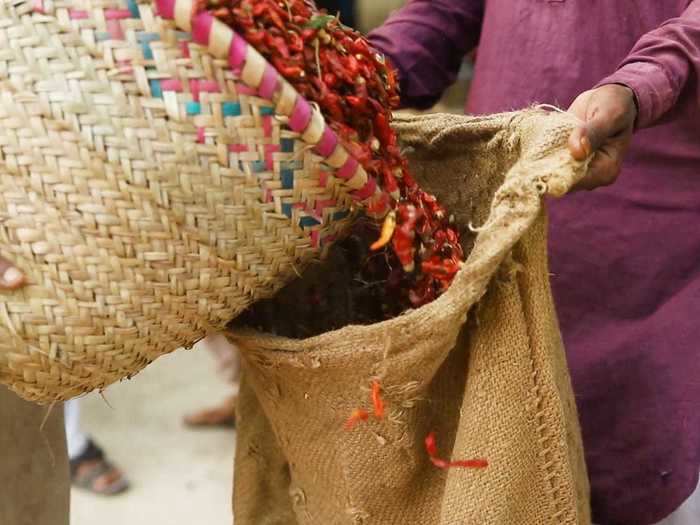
[186,101,201,115]
[281,169,294,189]
[222,102,241,117]
[280,138,295,152]
[149,79,162,98]
[299,216,321,228]
[127,0,140,17]
[138,33,160,60]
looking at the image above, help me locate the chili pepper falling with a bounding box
[197,0,465,310]
[370,211,396,251]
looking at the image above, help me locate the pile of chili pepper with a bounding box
[198,0,464,309]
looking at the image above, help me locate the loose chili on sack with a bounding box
[197,0,464,310]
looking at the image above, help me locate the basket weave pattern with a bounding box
[0,0,388,401]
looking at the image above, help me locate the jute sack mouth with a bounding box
[227,110,593,525]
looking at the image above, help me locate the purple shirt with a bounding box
[370,2,700,524]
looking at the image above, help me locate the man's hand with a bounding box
[0,256,25,289]
[567,84,637,191]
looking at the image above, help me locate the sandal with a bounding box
[70,439,130,496]
[183,395,237,428]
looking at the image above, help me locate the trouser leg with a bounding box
[0,386,69,525]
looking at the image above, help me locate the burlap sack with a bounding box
[228,110,592,525]
[0,386,69,525]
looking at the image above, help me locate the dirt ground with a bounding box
[70,346,236,525]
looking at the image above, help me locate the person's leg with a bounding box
[184,335,240,428]
[0,386,69,525]
[64,398,89,460]
[65,398,129,495]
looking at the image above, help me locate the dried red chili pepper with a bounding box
[392,204,420,272]
[199,0,466,311]
[344,95,367,113]
[373,113,395,149]
[322,72,338,88]
[245,30,266,46]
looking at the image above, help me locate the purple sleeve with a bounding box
[367,0,484,109]
[597,1,700,129]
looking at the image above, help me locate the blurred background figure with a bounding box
[183,334,241,428]
[317,0,356,28]
[65,399,130,495]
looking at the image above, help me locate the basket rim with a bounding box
[154,0,392,219]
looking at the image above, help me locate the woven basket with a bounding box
[0,0,391,402]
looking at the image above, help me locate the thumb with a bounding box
[568,112,620,162]
[568,125,592,161]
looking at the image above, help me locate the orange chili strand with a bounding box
[344,408,369,430]
[371,379,385,418]
[424,431,488,470]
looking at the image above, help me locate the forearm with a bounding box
[597,1,700,128]
[368,0,484,109]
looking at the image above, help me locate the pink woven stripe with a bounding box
[258,64,279,99]
[198,80,220,93]
[318,171,329,187]
[155,0,176,18]
[107,20,125,40]
[264,144,279,168]
[228,144,248,153]
[311,230,320,248]
[236,83,257,96]
[336,156,358,180]
[189,79,200,101]
[262,116,273,138]
[161,79,183,91]
[69,9,89,19]
[104,9,131,20]
[229,34,247,70]
[314,126,337,158]
[192,12,215,45]
[289,98,312,132]
[351,177,377,201]
[197,127,205,144]
[180,40,190,59]
[33,0,45,13]
[314,199,336,215]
